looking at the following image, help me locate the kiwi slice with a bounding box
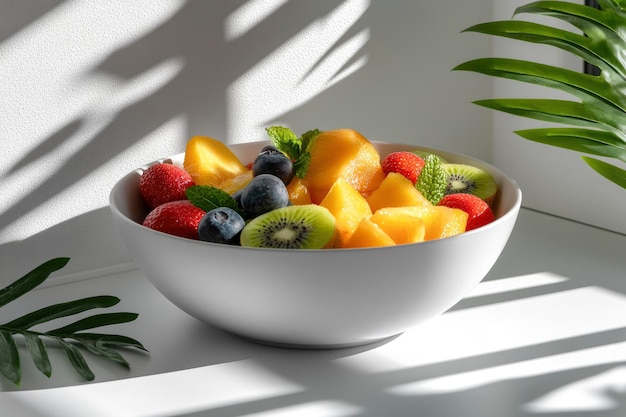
[442,163,497,204]
[240,205,336,249]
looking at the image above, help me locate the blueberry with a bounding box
[232,189,243,209]
[240,174,289,218]
[198,207,245,245]
[252,146,294,185]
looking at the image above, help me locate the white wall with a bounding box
[0,0,493,282]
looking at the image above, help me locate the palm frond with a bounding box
[0,258,147,386]
[456,0,626,190]
[583,155,626,187]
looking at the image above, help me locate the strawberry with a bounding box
[381,151,425,184]
[142,200,206,239]
[438,193,495,231]
[139,163,195,209]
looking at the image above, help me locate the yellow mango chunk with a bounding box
[286,177,312,205]
[373,206,468,241]
[218,170,253,194]
[370,211,425,245]
[344,217,396,248]
[320,178,373,247]
[428,206,468,239]
[183,136,249,187]
[304,129,385,204]
[366,172,431,213]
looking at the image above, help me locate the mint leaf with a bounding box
[293,152,311,178]
[186,185,241,214]
[299,129,321,152]
[416,155,447,205]
[266,126,300,160]
[294,129,321,178]
[265,126,322,178]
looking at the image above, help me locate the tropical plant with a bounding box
[0,258,146,386]
[454,0,626,189]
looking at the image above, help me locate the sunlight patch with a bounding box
[465,272,568,298]
[226,0,370,144]
[225,0,290,41]
[239,400,362,417]
[0,360,303,417]
[524,366,626,413]
[0,116,186,243]
[336,286,626,374]
[386,343,626,396]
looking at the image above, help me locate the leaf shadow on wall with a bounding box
[0,1,64,43]
[0,0,365,278]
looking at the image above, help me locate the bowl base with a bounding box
[237,332,403,350]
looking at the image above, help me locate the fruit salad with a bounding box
[137,127,498,249]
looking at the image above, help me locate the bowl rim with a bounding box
[109,140,522,252]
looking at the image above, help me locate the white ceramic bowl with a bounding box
[110,141,522,348]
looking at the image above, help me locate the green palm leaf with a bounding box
[462,20,622,78]
[515,127,626,162]
[456,58,626,116]
[0,258,146,386]
[0,258,69,308]
[23,332,51,378]
[71,333,147,350]
[474,98,626,133]
[57,339,95,381]
[3,296,121,330]
[455,0,626,190]
[582,156,626,188]
[0,330,20,385]
[47,312,139,336]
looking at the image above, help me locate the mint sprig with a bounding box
[416,155,447,205]
[186,185,242,215]
[0,258,147,386]
[265,126,322,178]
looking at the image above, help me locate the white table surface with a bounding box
[1,208,626,417]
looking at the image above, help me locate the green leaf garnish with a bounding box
[0,258,147,386]
[266,126,300,160]
[265,126,322,178]
[415,155,447,205]
[186,185,241,214]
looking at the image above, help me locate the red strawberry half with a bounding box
[142,200,206,240]
[438,193,495,231]
[139,163,195,209]
[381,151,425,184]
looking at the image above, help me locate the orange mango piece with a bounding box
[304,129,385,204]
[370,211,425,245]
[320,178,372,247]
[183,136,249,187]
[428,206,468,239]
[218,170,253,194]
[344,217,396,248]
[366,172,431,213]
[373,206,468,241]
[286,177,312,205]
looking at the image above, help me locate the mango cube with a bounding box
[320,178,372,247]
[366,172,431,213]
[344,217,396,248]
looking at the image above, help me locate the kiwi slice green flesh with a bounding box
[240,205,336,249]
[442,163,497,202]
